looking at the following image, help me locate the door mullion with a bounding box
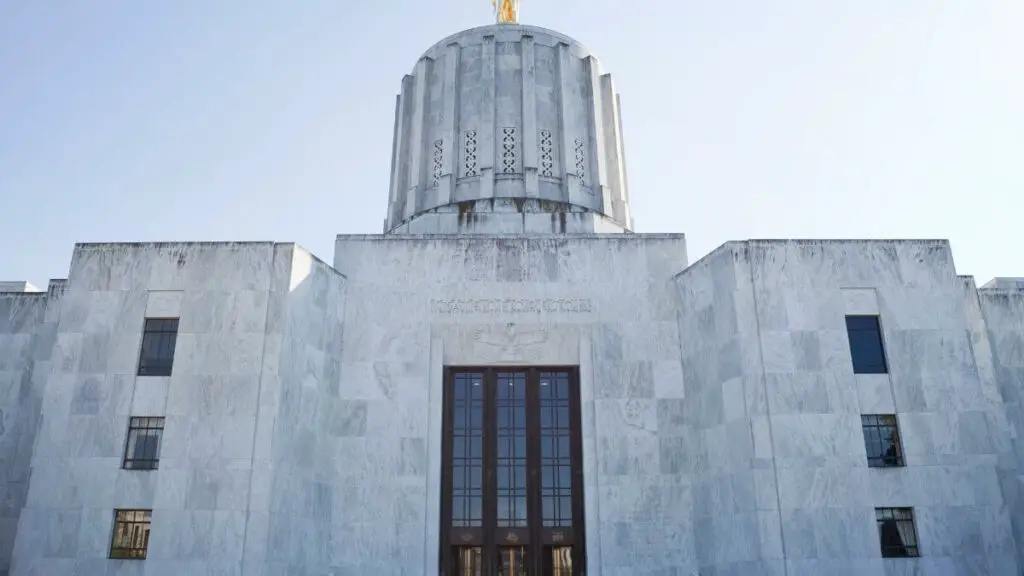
[570,368,586,574]
[483,368,496,574]
[525,368,543,575]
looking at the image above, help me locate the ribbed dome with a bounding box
[383,24,633,235]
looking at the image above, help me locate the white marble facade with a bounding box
[0,237,1022,575]
[3,20,1024,576]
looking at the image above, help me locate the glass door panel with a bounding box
[452,546,483,576]
[544,546,573,576]
[496,546,528,576]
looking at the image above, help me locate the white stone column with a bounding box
[404,57,431,221]
[480,35,496,201]
[522,34,539,199]
[439,44,460,207]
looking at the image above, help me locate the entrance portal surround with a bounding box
[424,332,601,575]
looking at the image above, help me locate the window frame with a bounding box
[137,317,180,377]
[122,416,166,471]
[845,314,889,374]
[875,507,920,558]
[861,414,905,468]
[109,509,152,560]
[439,367,586,576]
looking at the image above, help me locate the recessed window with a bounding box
[122,417,165,470]
[138,318,179,377]
[861,414,904,467]
[845,315,888,374]
[876,507,919,557]
[109,509,152,560]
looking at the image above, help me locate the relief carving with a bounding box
[471,323,550,363]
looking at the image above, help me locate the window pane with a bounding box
[110,509,152,559]
[862,414,904,467]
[541,371,574,527]
[496,372,528,528]
[123,417,165,470]
[451,373,484,527]
[845,315,888,374]
[138,318,179,377]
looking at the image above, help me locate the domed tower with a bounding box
[383,18,634,234]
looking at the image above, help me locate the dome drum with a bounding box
[384,25,633,234]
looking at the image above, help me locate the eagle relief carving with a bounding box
[472,322,550,363]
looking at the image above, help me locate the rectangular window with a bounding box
[846,315,888,374]
[109,509,152,559]
[137,318,179,376]
[876,507,919,557]
[861,414,904,467]
[122,417,165,470]
[441,368,586,575]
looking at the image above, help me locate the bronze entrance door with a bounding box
[441,368,585,576]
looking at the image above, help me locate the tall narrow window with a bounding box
[875,507,920,557]
[109,509,152,559]
[137,318,179,376]
[123,417,165,470]
[846,315,888,374]
[861,414,904,468]
[441,368,586,575]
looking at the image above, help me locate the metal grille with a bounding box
[573,137,585,183]
[861,414,904,468]
[432,139,444,188]
[109,509,152,560]
[876,507,919,557]
[137,318,178,377]
[464,131,479,177]
[539,130,554,177]
[501,127,518,174]
[123,417,165,470]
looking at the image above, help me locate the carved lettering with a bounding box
[430,298,593,314]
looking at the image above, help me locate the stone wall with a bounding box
[5,235,1024,575]
[332,233,690,575]
[674,240,1017,576]
[0,281,61,576]
[257,246,347,574]
[975,279,1024,572]
[9,242,316,575]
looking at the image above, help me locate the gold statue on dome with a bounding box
[493,0,519,24]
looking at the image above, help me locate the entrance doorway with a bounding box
[440,368,586,575]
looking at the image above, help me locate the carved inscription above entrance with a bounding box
[430,297,593,314]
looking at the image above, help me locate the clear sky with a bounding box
[1,1,1021,288]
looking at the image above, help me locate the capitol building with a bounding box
[2,7,1024,576]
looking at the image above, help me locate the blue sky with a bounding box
[1,1,1021,287]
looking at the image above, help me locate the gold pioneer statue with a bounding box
[493,0,519,24]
